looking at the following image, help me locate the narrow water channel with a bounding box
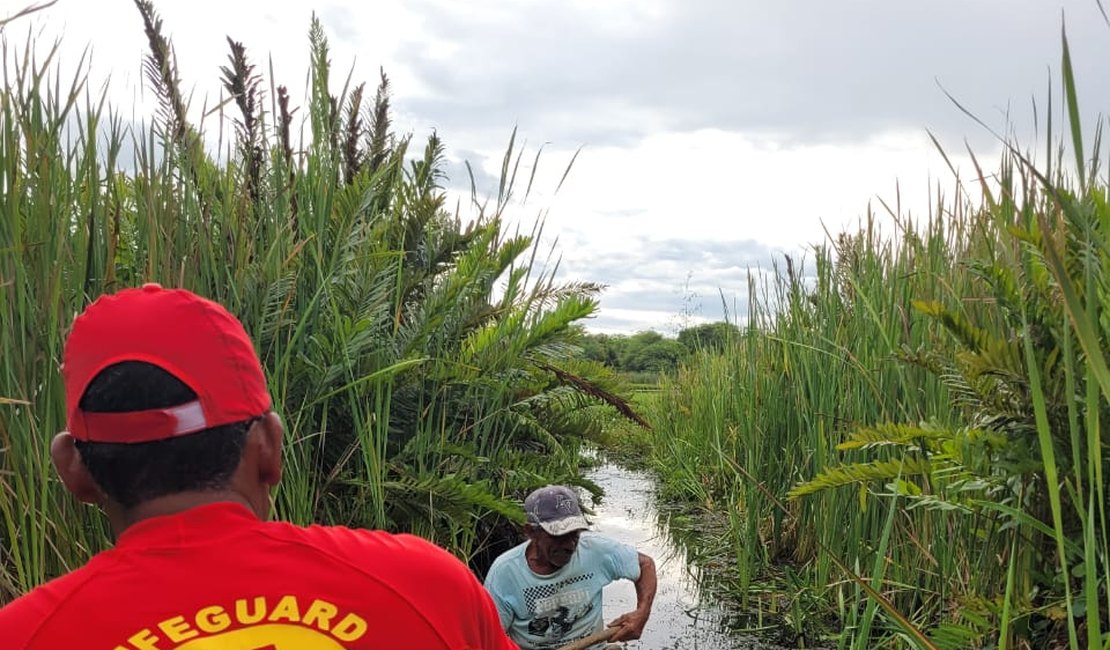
[585,462,794,650]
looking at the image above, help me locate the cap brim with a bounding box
[539,515,589,536]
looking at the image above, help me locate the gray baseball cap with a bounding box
[524,485,590,536]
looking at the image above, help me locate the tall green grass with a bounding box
[0,2,630,601]
[645,28,1108,649]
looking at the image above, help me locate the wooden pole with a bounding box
[554,626,620,650]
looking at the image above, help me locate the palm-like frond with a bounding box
[0,5,638,595]
[836,422,954,451]
[531,360,649,430]
[788,456,933,499]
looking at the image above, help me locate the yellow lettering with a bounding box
[267,595,302,623]
[195,605,232,633]
[332,613,368,642]
[236,596,267,625]
[127,629,161,650]
[157,615,199,643]
[302,599,338,631]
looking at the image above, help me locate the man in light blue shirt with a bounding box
[484,485,657,649]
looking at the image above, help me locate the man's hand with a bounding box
[605,551,656,642]
[606,608,650,642]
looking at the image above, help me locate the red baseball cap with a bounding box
[63,283,272,443]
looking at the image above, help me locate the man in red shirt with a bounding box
[0,284,517,649]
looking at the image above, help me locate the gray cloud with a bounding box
[559,236,795,279]
[442,149,503,196]
[389,0,1110,151]
[548,236,811,333]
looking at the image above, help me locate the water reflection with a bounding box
[585,462,790,650]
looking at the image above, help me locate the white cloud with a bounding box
[7,0,1097,334]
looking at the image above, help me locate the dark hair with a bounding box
[74,361,251,509]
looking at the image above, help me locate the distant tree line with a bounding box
[577,321,739,375]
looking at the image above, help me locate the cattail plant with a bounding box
[648,26,1108,650]
[0,1,629,603]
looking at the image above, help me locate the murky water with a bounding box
[585,462,794,650]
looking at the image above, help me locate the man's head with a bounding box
[51,284,283,526]
[523,485,590,571]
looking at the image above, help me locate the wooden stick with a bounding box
[554,626,621,650]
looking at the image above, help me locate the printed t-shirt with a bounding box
[0,502,516,649]
[483,533,639,650]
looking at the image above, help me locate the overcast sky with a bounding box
[7,0,1110,334]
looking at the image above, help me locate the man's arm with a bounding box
[607,551,656,642]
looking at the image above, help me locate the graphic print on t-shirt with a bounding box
[522,574,594,643]
[110,595,367,649]
[173,624,346,649]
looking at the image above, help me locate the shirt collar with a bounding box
[114,502,259,549]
